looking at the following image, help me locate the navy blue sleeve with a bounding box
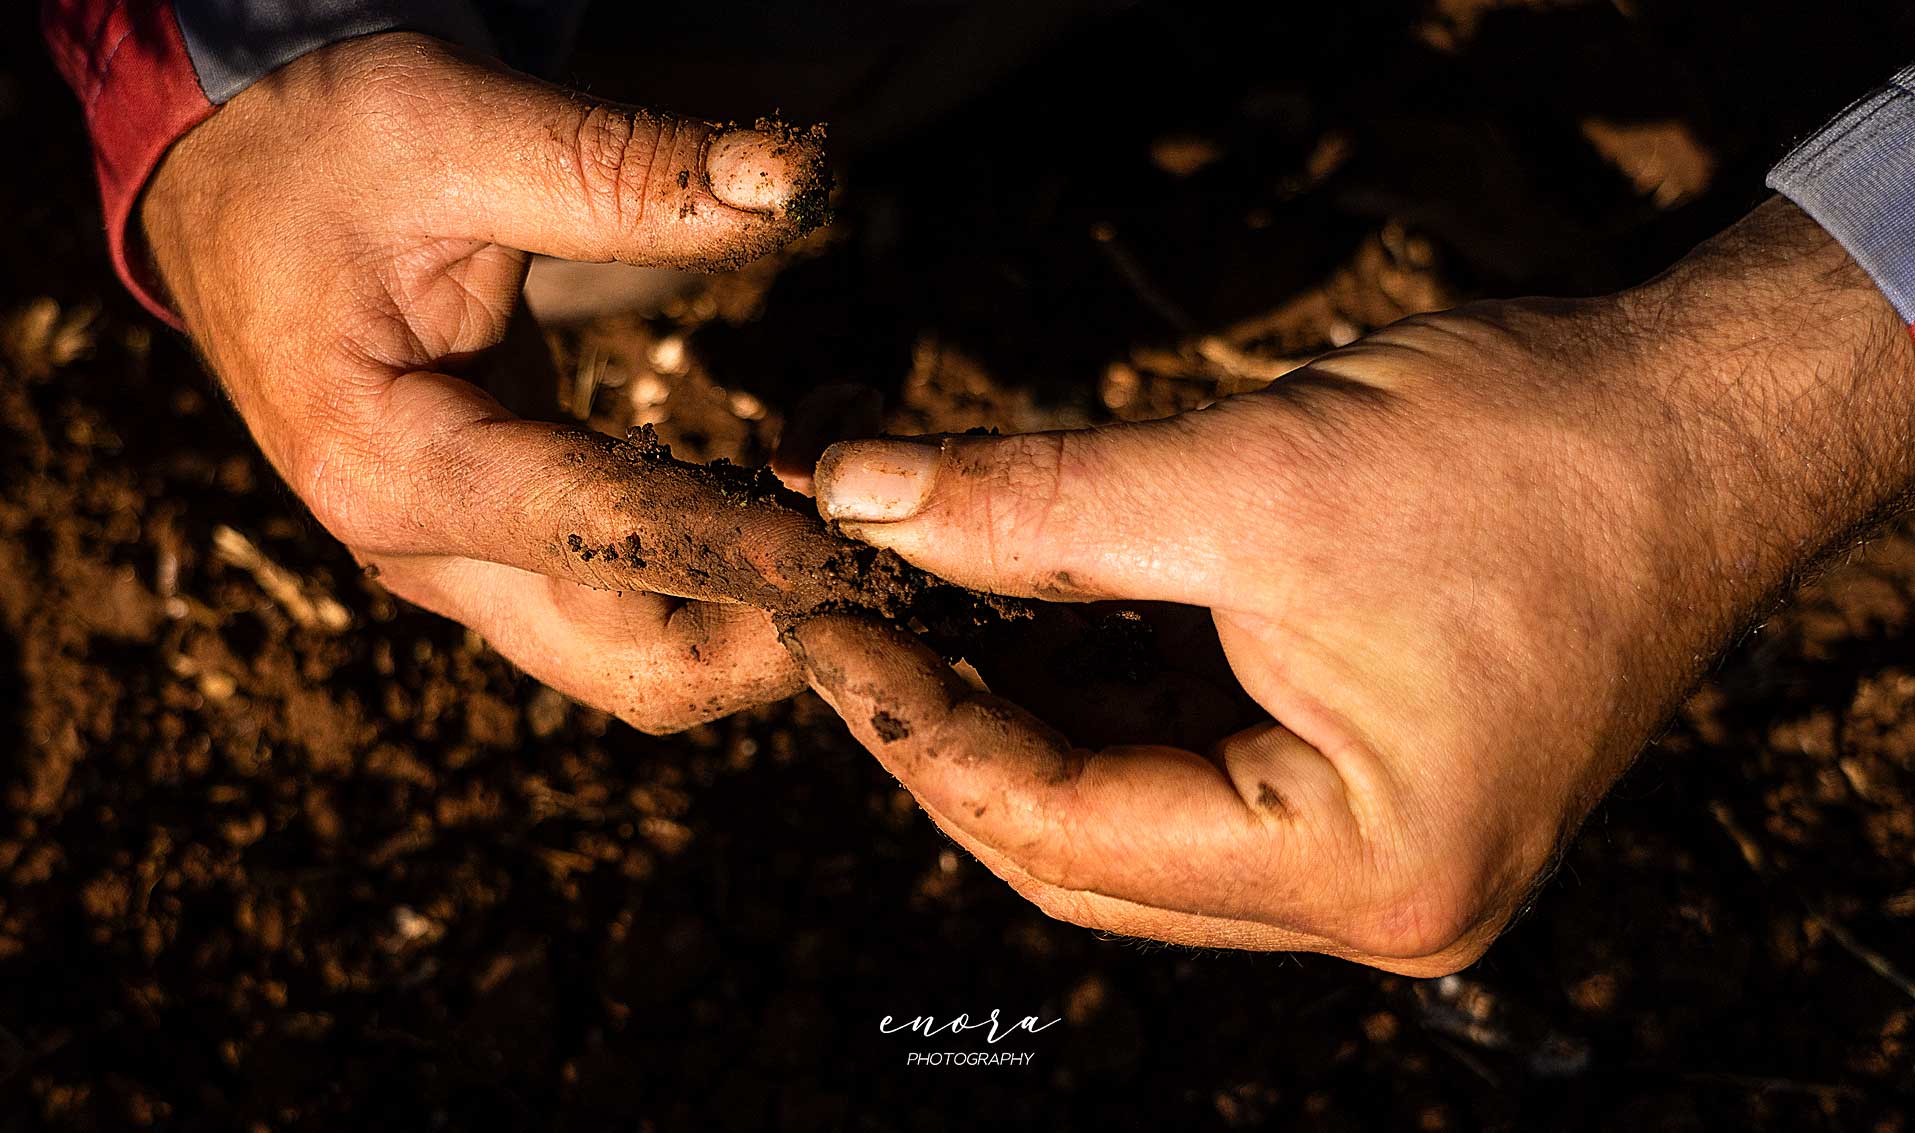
[173,0,590,105]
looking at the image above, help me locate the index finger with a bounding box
[289,369,962,619]
[784,613,1362,934]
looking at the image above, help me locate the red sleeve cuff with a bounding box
[43,1,214,329]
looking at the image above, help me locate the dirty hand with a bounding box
[788,198,1915,974]
[142,32,830,732]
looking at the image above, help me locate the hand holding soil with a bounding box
[790,198,1915,975]
[138,32,835,733]
[119,24,1915,981]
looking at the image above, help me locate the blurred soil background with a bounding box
[5,0,1915,1129]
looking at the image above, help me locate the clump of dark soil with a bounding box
[559,424,1026,647]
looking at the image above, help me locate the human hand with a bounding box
[141,32,833,732]
[786,199,1915,974]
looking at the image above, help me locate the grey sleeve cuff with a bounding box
[1768,64,1915,324]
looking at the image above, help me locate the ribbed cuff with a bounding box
[1768,65,1915,324]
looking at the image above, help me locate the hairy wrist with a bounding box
[1619,197,1915,600]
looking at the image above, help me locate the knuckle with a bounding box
[1326,780,1550,966]
[561,597,794,736]
[613,667,741,738]
[561,104,654,234]
[955,432,1077,588]
[996,431,1069,518]
[330,34,457,143]
[618,682,742,735]
[1389,937,1492,979]
[1341,867,1488,962]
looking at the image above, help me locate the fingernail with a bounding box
[705,123,828,223]
[816,439,940,523]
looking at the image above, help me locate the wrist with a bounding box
[1620,197,1915,603]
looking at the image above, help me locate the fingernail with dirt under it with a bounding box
[704,123,828,224]
[816,439,940,523]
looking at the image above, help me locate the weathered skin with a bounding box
[138,31,851,733]
[550,425,1023,633]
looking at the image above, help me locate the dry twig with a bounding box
[1708,800,1915,1003]
[211,525,351,633]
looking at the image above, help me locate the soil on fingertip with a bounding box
[748,117,834,234]
[6,3,1915,1132]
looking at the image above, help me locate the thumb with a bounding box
[814,404,1264,605]
[417,48,828,270]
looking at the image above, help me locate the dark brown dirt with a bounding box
[5,2,1915,1131]
[553,423,1025,643]
[748,118,834,235]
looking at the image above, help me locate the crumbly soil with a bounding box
[552,423,1024,643]
[747,118,833,235]
[6,2,1915,1131]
